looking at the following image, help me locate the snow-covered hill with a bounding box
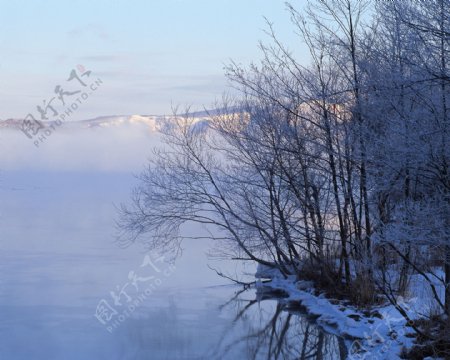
[0,113,215,172]
[0,114,211,133]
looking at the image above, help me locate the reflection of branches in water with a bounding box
[208,265,261,289]
[208,289,348,360]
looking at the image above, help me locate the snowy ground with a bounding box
[255,264,446,359]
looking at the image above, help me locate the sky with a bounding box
[0,0,309,120]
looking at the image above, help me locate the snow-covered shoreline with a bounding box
[255,267,420,359]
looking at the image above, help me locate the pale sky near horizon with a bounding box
[0,0,309,120]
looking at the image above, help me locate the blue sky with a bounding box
[0,0,308,119]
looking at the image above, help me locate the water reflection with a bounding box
[89,286,350,359]
[209,288,348,360]
[0,170,349,359]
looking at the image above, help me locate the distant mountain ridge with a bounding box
[0,114,211,132]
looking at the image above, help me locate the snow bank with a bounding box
[255,265,419,359]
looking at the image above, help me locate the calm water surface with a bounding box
[0,171,348,359]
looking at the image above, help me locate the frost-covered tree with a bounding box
[119,0,450,343]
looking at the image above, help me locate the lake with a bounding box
[0,128,349,359]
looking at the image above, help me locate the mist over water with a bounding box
[0,123,338,359]
[0,119,162,172]
[0,124,235,358]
